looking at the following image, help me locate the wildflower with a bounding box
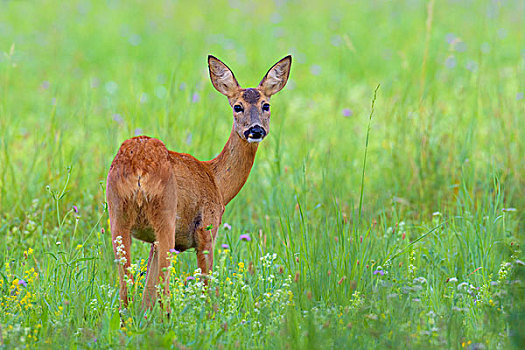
[413,277,427,284]
[465,60,478,72]
[221,244,230,250]
[457,282,469,291]
[239,234,251,241]
[310,64,321,75]
[223,223,232,230]
[169,249,180,254]
[24,248,34,259]
[502,207,517,212]
[105,81,118,94]
[56,241,61,245]
[90,78,100,88]
[192,92,200,103]
[129,34,141,46]
[373,270,384,276]
[342,108,353,117]
[186,276,195,282]
[112,113,123,123]
[76,244,83,250]
[447,277,458,283]
[445,33,456,44]
[19,279,27,288]
[73,205,78,213]
[445,56,456,69]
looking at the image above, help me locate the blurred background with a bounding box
[1,0,523,214]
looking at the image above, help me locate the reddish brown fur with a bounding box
[107,55,291,310]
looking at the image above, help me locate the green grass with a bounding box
[1,0,524,348]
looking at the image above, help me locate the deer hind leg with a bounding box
[143,241,159,309]
[110,217,133,309]
[143,202,176,310]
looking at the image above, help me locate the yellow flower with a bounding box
[76,244,83,250]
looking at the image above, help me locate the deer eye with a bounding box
[234,105,243,113]
[262,103,270,112]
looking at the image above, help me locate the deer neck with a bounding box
[206,127,259,206]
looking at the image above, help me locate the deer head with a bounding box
[208,55,292,143]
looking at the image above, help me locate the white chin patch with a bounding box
[247,137,263,143]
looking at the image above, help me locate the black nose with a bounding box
[244,125,266,140]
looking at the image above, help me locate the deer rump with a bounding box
[107,135,222,251]
[107,136,178,243]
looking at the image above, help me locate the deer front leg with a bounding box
[196,223,219,281]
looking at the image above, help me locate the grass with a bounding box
[0,0,524,348]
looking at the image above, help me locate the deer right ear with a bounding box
[208,55,240,97]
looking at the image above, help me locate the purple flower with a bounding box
[186,276,195,282]
[310,65,322,76]
[112,113,124,124]
[221,244,230,249]
[19,279,27,287]
[239,234,251,242]
[373,270,384,276]
[73,205,78,213]
[342,108,353,117]
[169,249,180,254]
[445,55,456,69]
[223,223,232,230]
[192,92,200,103]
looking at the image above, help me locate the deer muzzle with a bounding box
[244,125,266,143]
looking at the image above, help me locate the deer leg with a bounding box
[156,232,175,312]
[143,243,155,285]
[143,222,175,310]
[196,220,219,281]
[143,241,159,309]
[110,220,133,309]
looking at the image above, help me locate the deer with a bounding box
[106,55,292,309]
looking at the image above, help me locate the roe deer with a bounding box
[106,55,291,309]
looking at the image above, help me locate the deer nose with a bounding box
[244,125,267,142]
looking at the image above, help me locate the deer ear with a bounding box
[208,55,240,97]
[258,55,292,96]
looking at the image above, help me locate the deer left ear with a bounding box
[258,55,292,97]
[208,55,240,97]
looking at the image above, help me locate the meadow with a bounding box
[0,0,524,348]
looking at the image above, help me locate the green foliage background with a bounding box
[0,0,524,348]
